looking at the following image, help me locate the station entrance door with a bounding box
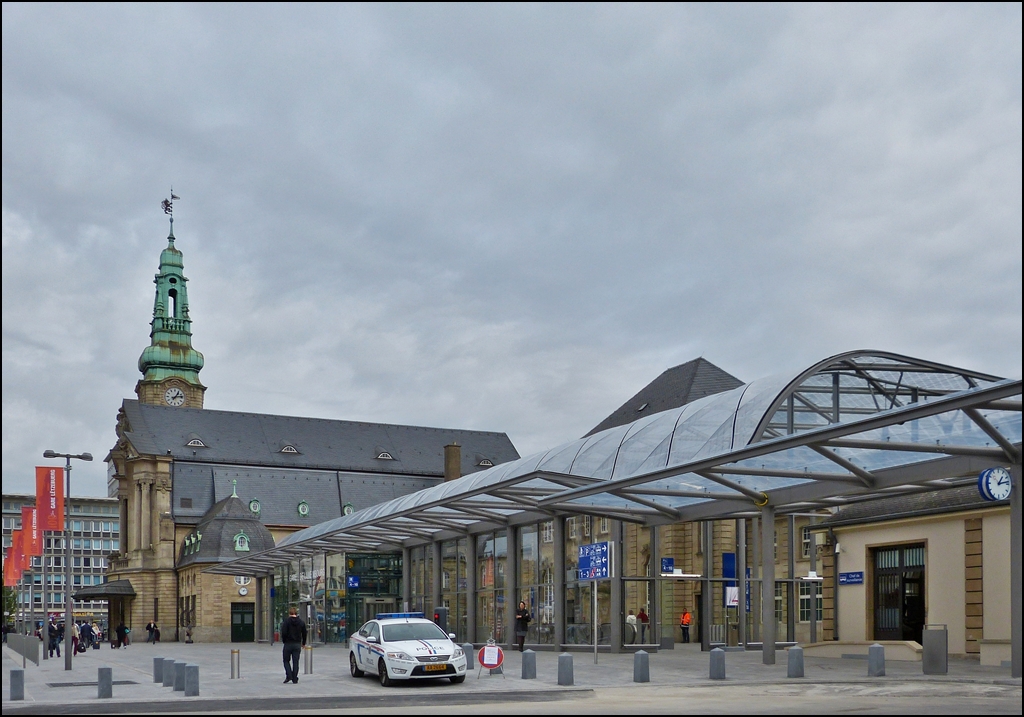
[354,598,397,628]
[873,544,925,644]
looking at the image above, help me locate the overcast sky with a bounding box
[3,4,1021,498]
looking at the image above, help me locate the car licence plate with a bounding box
[424,663,447,672]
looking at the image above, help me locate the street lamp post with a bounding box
[43,449,92,671]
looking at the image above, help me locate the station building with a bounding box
[213,351,1020,675]
[90,221,519,641]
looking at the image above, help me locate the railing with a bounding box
[7,634,41,665]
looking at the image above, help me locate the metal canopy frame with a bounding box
[204,351,1021,677]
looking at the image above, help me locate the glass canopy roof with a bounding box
[208,351,1021,574]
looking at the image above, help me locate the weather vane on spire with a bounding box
[161,188,181,219]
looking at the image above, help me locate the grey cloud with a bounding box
[3,4,1020,495]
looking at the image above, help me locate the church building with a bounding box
[96,220,520,641]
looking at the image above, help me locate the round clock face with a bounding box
[981,467,1012,501]
[238,587,249,596]
[164,387,186,407]
[343,503,354,516]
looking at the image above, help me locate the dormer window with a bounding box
[280,445,299,454]
[187,439,206,448]
[233,531,250,552]
[478,459,494,467]
[376,452,394,460]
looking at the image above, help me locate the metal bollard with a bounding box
[303,645,313,674]
[162,658,176,687]
[557,652,574,686]
[462,643,475,670]
[184,664,200,697]
[153,656,164,683]
[10,668,25,701]
[709,647,726,680]
[633,650,650,683]
[174,660,187,691]
[521,649,537,679]
[98,666,113,699]
[922,625,948,675]
[868,643,885,677]
[231,649,241,679]
[787,646,804,678]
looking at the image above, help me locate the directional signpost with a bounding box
[578,541,613,663]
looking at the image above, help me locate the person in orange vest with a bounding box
[680,609,692,643]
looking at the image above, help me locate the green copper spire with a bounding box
[137,218,205,387]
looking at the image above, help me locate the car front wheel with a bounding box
[378,658,392,687]
[350,652,364,678]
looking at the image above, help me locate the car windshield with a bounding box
[382,622,448,642]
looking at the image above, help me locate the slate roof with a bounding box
[585,357,744,436]
[177,494,276,567]
[171,462,438,526]
[120,399,519,477]
[73,579,136,600]
[820,485,1008,527]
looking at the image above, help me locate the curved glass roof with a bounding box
[208,351,1020,573]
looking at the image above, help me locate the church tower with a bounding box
[135,218,206,408]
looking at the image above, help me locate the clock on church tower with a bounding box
[135,216,206,409]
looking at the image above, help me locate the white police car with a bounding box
[349,612,467,686]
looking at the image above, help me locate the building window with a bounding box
[567,517,577,540]
[773,530,778,561]
[599,517,610,535]
[541,521,554,543]
[583,516,592,537]
[235,576,252,586]
[233,531,250,552]
[802,527,812,559]
[775,582,784,624]
[799,581,822,622]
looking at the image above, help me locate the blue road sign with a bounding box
[347,575,360,589]
[838,571,864,585]
[578,542,611,580]
[661,557,675,574]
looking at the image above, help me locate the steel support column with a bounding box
[737,518,747,648]
[610,520,623,652]
[761,504,776,664]
[401,547,411,609]
[466,538,477,643]
[809,517,818,644]
[1011,463,1021,678]
[701,521,712,651]
[787,515,796,643]
[751,515,760,643]
[553,518,565,648]
[431,541,442,618]
[506,525,518,648]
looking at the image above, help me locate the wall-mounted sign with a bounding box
[347,575,360,589]
[839,571,864,585]
[661,557,675,574]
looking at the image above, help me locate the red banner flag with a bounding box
[22,506,41,558]
[4,529,24,586]
[36,466,65,532]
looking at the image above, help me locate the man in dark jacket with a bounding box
[279,606,307,684]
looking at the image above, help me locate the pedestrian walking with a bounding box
[279,606,307,684]
[514,601,531,652]
[145,620,156,643]
[71,620,81,654]
[680,609,692,643]
[626,610,638,644]
[115,621,128,649]
[48,619,61,657]
[637,608,649,643]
